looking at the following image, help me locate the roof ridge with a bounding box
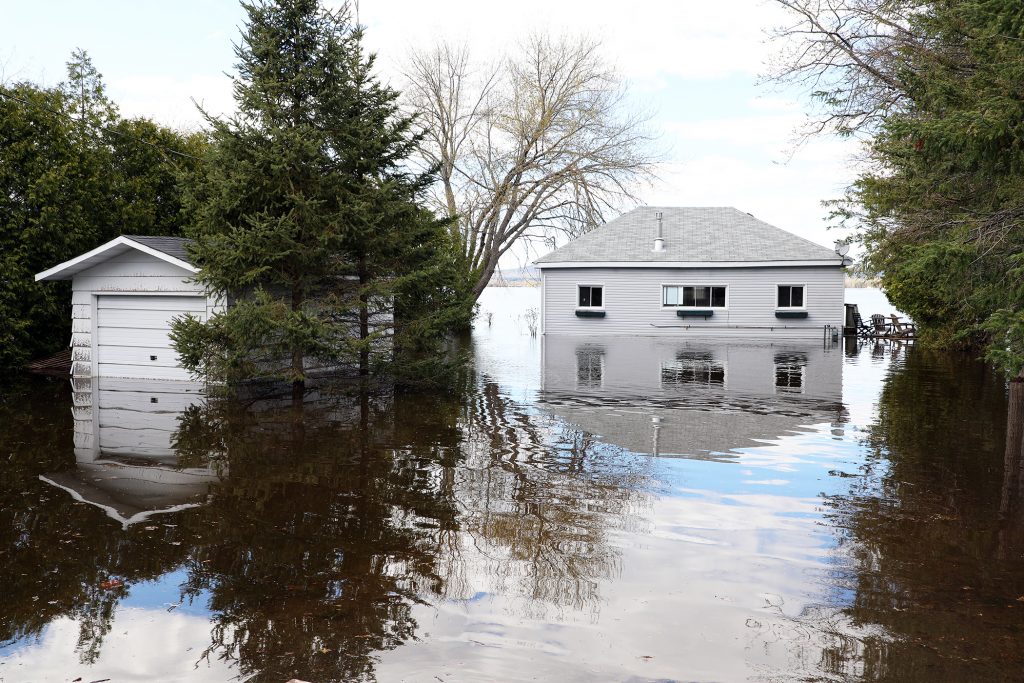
[122,234,190,240]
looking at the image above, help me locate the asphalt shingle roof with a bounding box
[124,235,193,264]
[535,207,841,264]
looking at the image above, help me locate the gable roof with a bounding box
[534,207,842,267]
[121,235,191,262]
[35,235,195,282]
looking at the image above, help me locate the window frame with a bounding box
[661,284,729,310]
[660,352,728,389]
[576,283,605,310]
[775,283,807,310]
[773,361,806,394]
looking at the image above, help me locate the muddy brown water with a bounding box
[1,288,1022,682]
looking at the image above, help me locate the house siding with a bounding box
[540,266,844,338]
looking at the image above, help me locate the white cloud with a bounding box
[2,610,235,682]
[360,0,790,85]
[109,74,234,130]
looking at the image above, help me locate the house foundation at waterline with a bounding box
[534,207,849,339]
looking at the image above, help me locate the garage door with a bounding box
[96,295,206,380]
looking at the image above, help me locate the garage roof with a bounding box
[35,235,196,282]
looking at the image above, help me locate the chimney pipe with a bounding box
[653,211,665,252]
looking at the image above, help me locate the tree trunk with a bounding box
[358,257,370,377]
[471,256,499,301]
[291,282,305,399]
[997,372,1024,559]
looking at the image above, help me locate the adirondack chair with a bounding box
[850,305,873,336]
[870,314,890,337]
[889,314,916,338]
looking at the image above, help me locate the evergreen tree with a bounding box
[172,0,470,393]
[770,0,1024,375]
[851,0,1024,375]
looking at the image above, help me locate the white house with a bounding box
[535,207,847,338]
[35,235,221,381]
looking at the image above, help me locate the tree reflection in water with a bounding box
[168,389,456,682]
[816,349,1024,681]
[450,378,652,620]
[174,380,650,680]
[1,371,650,682]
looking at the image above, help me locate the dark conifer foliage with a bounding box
[770,0,1024,375]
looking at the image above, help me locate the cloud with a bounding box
[360,0,790,85]
[109,74,234,130]
[3,610,235,682]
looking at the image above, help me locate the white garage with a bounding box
[35,235,221,381]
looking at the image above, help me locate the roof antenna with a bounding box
[653,211,665,252]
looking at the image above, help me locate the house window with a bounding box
[663,285,726,308]
[661,351,726,388]
[777,285,805,308]
[576,345,604,388]
[774,351,807,394]
[578,285,603,308]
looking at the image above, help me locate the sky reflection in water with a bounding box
[1,287,1020,682]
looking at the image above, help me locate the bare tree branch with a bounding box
[764,0,926,140]
[403,33,658,298]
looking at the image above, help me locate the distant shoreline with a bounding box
[489,280,540,288]
[845,276,882,288]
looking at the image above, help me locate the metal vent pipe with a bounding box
[653,211,665,252]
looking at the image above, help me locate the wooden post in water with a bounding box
[998,373,1024,559]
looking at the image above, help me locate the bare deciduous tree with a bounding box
[765,0,923,138]
[404,34,657,299]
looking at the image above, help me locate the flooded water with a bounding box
[2,288,1021,682]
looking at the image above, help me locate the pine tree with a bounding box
[172,0,470,393]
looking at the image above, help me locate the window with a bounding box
[774,351,807,394]
[661,351,726,388]
[576,345,604,388]
[578,285,603,308]
[663,285,726,308]
[777,285,805,308]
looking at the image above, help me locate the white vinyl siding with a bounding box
[541,266,843,338]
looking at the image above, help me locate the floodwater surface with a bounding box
[1,288,1021,682]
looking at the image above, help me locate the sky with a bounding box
[0,0,862,269]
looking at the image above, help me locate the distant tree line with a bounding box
[0,50,206,371]
[770,0,1024,377]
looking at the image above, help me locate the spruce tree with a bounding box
[172,0,470,392]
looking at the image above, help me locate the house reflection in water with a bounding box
[540,336,845,458]
[39,377,221,529]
